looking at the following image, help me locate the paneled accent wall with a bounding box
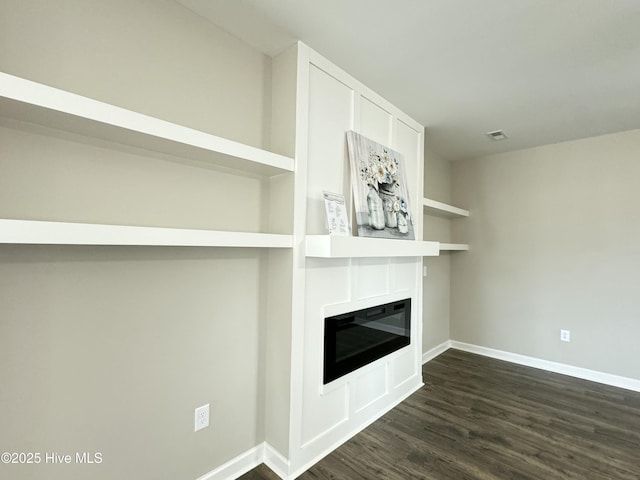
[282,44,425,476]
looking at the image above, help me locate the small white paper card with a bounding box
[323,191,350,236]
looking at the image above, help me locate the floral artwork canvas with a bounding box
[346,131,415,240]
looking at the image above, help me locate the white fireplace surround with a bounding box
[272,43,429,476]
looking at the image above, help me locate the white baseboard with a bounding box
[195,444,264,480]
[263,444,290,479]
[194,442,288,480]
[450,341,640,393]
[422,340,451,364]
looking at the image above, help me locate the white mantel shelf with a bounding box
[0,72,294,176]
[0,219,293,248]
[423,198,469,218]
[305,235,440,258]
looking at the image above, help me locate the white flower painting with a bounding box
[346,131,414,240]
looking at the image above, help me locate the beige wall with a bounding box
[0,0,271,149]
[422,141,452,353]
[0,246,266,479]
[0,125,267,231]
[451,129,640,380]
[0,1,276,479]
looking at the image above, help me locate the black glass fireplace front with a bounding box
[323,298,411,384]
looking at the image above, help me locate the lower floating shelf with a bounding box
[0,219,293,248]
[439,243,469,251]
[305,235,439,258]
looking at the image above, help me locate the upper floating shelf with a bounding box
[305,235,439,258]
[422,198,469,218]
[0,72,294,176]
[0,219,293,248]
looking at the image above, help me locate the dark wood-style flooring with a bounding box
[240,349,640,479]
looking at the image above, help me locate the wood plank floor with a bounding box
[240,349,640,479]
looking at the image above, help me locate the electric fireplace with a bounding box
[323,298,411,384]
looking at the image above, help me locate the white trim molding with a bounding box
[263,444,290,480]
[422,340,451,364]
[194,443,289,480]
[449,341,640,393]
[195,444,264,480]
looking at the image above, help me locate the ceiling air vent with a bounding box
[486,130,508,141]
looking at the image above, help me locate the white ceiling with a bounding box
[176,0,640,161]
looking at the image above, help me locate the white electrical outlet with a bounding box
[423,266,428,277]
[560,329,571,342]
[194,404,210,432]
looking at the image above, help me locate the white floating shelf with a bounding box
[423,198,469,218]
[305,235,439,258]
[0,72,294,176]
[0,219,293,248]
[439,243,469,251]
